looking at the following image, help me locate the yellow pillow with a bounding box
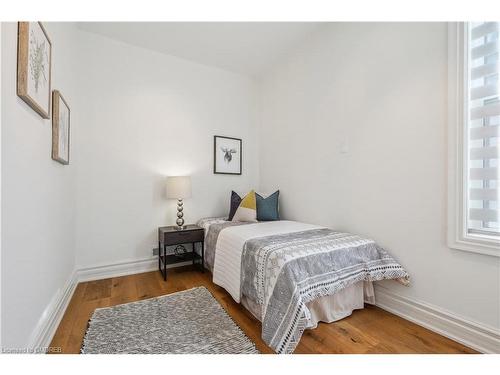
[231,190,257,222]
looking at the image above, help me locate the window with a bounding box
[448,22,500,256]
[467,22,499,237]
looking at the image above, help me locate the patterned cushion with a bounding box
[256,190,280,221]
[228,191,242,221]
[232,190,257,222]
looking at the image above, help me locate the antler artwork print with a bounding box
[221,147,237,163]
[29,29,48,93]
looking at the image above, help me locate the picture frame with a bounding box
[51,90,71,165]
[214,135,242,175]
[17,22,52,119]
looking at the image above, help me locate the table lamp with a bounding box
[166,176,192,230]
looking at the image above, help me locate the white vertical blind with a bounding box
[467,22,500,236]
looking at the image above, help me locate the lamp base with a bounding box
[175,199,185,229]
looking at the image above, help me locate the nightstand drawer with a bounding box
[163,229,204,246]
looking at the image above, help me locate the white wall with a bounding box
[1,22,78,347]
[74,30,259,268]
[258,23,500,330]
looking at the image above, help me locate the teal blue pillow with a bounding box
[256,191,280,221]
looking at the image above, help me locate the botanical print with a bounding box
[58,102,70,162]
[52,91,70,165]
[214,136,242,175]
[17,22,51,118]
[26,23,50,112]
[29,28,49,93]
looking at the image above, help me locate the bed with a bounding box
[197,217,409,354]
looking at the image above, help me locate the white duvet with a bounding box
[212,220,322,302]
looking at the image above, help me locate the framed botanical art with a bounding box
[52,91,70,165]
[214,135,242,175]
[17,22,52,119]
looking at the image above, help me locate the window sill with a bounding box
[448,234,500,257]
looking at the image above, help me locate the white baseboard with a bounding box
[77,257,157,282]
[28,270,78,351]
[77,256,193,282]
[28,257,193,351]
[374,285,500,354]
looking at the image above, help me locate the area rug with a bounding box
[81,286,259,354]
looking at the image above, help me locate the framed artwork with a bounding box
[17,22,52,119]
[214,135,242,175]
[51,91,70,165]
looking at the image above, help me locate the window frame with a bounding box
[447,22,500,257]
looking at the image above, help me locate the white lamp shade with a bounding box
[166,176,192,199]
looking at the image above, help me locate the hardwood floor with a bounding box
[50,266,477,354]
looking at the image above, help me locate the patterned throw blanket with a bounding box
[203,220,409,354]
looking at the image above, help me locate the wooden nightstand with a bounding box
[158,225,204,281]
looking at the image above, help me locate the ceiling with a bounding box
[77,22,323,77]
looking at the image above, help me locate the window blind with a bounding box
[467,22,500,236]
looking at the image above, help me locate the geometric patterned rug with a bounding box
[81,287,260,354]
